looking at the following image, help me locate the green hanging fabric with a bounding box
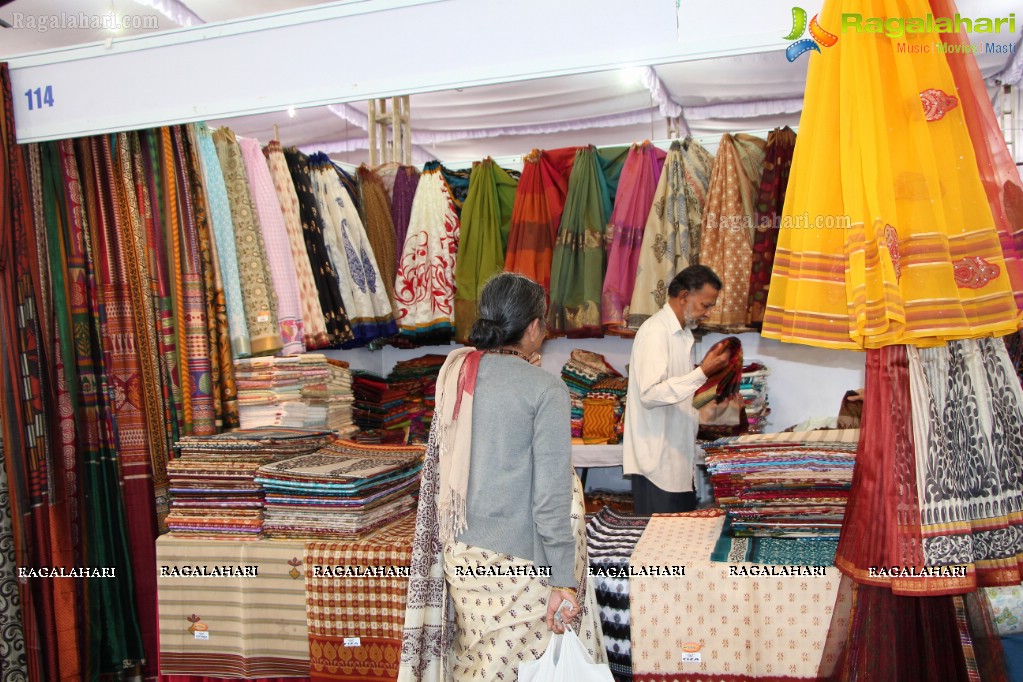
[453,158,518,342]
[549,147,615,338]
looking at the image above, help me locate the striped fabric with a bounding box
[156,537,312,678]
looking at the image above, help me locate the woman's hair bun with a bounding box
[468,317,503,349]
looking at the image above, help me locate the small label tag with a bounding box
[257,313,271,323]
[681,651,701,663]
[194,631,209,640]
[343,637,361,647]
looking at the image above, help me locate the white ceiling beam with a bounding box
[5,0,818,143]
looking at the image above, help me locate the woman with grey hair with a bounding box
[399,272,605,681]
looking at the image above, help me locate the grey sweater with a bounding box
[455,354,576,588]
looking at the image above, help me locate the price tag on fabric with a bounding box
[257,313,271,322]
[343,637,361,647]
[681,652,701,663]
[194,631,209,640]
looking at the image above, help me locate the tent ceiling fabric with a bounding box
[1,0,1021,164]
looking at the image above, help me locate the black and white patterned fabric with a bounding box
[586,507,650,682]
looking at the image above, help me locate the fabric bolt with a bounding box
[453,158,519,342]
[629,510,841,681]
[394,168,460,343]
[212,128,282,356]
[308,153,396,345]
[357,164,399,311]
[304,515,416,681]
[627,137,714,330]
[504,147,577,297]
[693,336,743,409]
[264,141,329,349]
[390,165,420,266]
[762,0,1022,349]
[746,126,796,327]
[195,124,252,357]
[698,132,766,331]
[601,141,666,329]
[184,126,239,431]
[549,146,614,338]
[239,136,305,354]
[282,148,354,346]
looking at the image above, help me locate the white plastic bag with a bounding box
[518,625,614,682]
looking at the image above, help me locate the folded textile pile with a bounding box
[586,507,651,682]
[234,355,355,434]
[739,361,770,434]
[166,428,335,538]
[561,350,624,441]
[703,429,859,539]
[255,438,424,539]
[352,355,445,443]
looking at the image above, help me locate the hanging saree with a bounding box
[391,165,420,267]
[601,141,666,329]
[453,158,518,342]
[239,136,305,355]
[394,168,460,343]
[424,160,470,214]
[698,133,766,331]
[358,164,399,310]
[94,132,167,675]
[549,146,614,338]
[504,147,576,298]
[282,148,353,347]
[307,153,396,345]
[747,126,796,327]
[64,136,148,678]
[834,340,1023,595]
[264,140,329,349]
[627,137,715,329]
[931,0,1023,314]
[762,0,1022,349]
[212,128,282,356]
[195,124,251,358]
[182,126,239,432]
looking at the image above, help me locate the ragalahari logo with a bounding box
[785,7,838,61]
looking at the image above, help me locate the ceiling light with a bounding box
[619,66,647,86]
[287,106,297,119]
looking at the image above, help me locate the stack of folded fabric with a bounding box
[352,372,414,434]
[561,350,623,440]
[234,355,355,434]
[586,507,651,682]
[583,376,629,444]
[387,355,445,442]
[703,429,859,542]
[165,428,335,538]
[740,361,771,434]
[255,439,424,539]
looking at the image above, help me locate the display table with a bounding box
[157,516,416,681]
[629,510,843,681]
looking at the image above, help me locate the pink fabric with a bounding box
[601,142,667,327]
[238,137,305,354]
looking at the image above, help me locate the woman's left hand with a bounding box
[545,588,579,633]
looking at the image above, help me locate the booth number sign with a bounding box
[25,86,55,111]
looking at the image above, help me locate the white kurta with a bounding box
[622,303,706,493]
